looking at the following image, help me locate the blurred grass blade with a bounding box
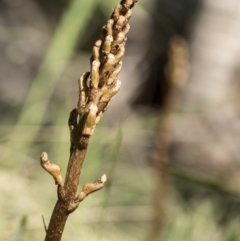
[17,0,98,125]
[97,121,123,238]
[104,122,123,202]
[8,0,98,144]
[12,215,27,241]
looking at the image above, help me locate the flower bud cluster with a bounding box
[77,0,138,136]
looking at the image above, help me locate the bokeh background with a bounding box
[1,0,240,240]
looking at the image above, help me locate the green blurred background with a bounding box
[1,0,240,240]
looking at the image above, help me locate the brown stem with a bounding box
[45,138,89,241]
[43,1,138,240]
[44,201,69,241]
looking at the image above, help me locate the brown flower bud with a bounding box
[40,152,63,186]
[75,174,107,202]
